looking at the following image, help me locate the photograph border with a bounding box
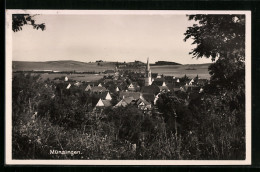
[5,9,251,166]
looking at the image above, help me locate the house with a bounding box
[91,86,107,94]
[189,79,194,85]
[141,93,155,104]
[156,75,162,78]
[141,85,160,96]
[95,98,112,107]
[158,86,169,92]
[197,79,208,86]
[166,83,181,92]
[66,83,71,89]
[101,91,112,100]
[119,91,141,100]
[85,84,92,91]
[114,96,135,107]
[128,83,135,91]
[115,87,120,92]
[98,83,103,87]
[127,82,140,91]
[152,80,166,87]
[136,97,152,110]
[64,76,68,81]
[74,81,81,87]
[93,91,112,108]
[103,79,113,84]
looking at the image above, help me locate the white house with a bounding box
[65,76,68,81]
[66,83,71,89]
[104,92,112,100]
[96,98,105,107]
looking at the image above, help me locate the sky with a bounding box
[12,13,213,64]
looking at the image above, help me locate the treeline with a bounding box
[151,61,181,66]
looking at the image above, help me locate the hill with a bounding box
[12,60,211,79]
[12,60,116,72]
[151,61,181,66]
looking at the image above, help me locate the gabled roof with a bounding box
[95,99,104,107]
[102,100,112,107]
[95,98,111,107]
[152,80,166,86]
[158,86,169,92]
[137,97,151,106]
[85,84,92,91]
[119,91,141,100]
[103,79,113,83]
[153,78,165,82]
[141,93,155,103]
[115,97,135,107]
[141,85,160,95]
[94,91,112,100]
[91,86,107,92]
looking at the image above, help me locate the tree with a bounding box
[184,15,245,90]
[184,15,245,62]
[12,14,46,32]
[183,15,246,159]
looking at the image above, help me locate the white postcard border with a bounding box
[5,10,252,165]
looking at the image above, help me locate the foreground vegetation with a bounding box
[12,72,245,160]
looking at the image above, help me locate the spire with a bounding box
[146,57,150,71]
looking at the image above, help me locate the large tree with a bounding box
[184,15,245,62]
[184,15,245,91]
[12,14,46,32]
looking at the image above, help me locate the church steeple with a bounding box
[145,57,152,86]
[146,57,150,71]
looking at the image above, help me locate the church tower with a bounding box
[145,57,152,86]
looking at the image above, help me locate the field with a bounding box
[152,64,210,79]
[12,60,116,72]
[13,61,211,80]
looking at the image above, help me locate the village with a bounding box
[48,58,208,112]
